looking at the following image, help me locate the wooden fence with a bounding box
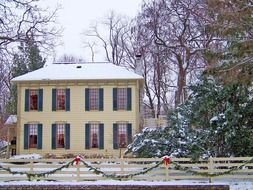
[0,157,252,182]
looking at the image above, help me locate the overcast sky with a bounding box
[43,0,143,62]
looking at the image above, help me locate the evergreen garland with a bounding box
[0,157,252,181]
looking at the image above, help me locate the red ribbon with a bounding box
[75,156,81,165]
[163,156,171,166]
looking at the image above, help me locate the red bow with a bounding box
[75,156,81,165]
[163,156,171,166]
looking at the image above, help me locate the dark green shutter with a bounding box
[85,124,90,149]
[25,89,29,112]
[65,123,70,149]
[52,89,56,111]
[113,88,117,111]
[66,88,70,111]
[52,124,56,149]
[99,88,104,111]
[127,88,132,111]
[38,89,43,112]
[127,123,132,144]
[85,89,90,111]
[24,124,29,149]
[113,123,118,149]
[99,124,104,149]
[37,124,43,149]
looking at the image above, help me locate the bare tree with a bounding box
[138,0,214,106]
[0,0,61,116]
[84,11,130,65]
[56,54,85,63]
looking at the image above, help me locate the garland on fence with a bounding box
[0,156,252,181]
[0,160,75,181]
[170,157,253,178]
[79,159,164,180]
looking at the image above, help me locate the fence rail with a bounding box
[0,157,252,182]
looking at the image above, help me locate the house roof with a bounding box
[4,115,17,125]
[12,62,143,82]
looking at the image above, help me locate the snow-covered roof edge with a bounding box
[12,62,144,82]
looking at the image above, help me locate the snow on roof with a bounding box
[12,62,143,82]
[4,115,17,125]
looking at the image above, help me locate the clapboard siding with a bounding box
[17,81,141,156]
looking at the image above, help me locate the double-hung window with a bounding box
[52,88,70,111]
[56,124,65,148]
[57,89,66,110]
[113,88,132,111]
[85,88,103,111]
[25,89,43,111]
[29,124,38,148]
[24,123,43,149]
[52,123,70,149]
[85,123,104,149]
[113,123,132,149]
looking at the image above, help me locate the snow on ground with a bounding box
[9,154,42,159]
[0,180,252,189]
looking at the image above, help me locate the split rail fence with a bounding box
[0,157,252,182]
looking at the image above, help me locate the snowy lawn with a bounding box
[0,179,252,190]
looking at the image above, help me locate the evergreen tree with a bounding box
[205,0,253,84]
[6,39,45,114]
[125,74,253,158]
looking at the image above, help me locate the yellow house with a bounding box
[12,62,143,157]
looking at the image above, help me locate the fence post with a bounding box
[208,156,214,183]
[165,164,169,181]
[30,160,34,181]
[76,163,80,182]
[120,156,124,176]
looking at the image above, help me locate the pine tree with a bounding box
[205,0,253,84]
[6,39,45,114]
[126,74,253,158]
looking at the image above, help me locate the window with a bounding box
[90,89,99,110]
[118,124,127,148]
[113,123,132,149]
[24,124,43,149]
[25,89,43,111]
[85,123,104,149]
[52,123,70,149]
[29,124,38,148]
[52,88,70,111]
[117,88,127,110]
[90,124,99,148]
[57,89,66,110]
[113,88,131,111]
[85,88,103,111]
[56,124,65,148]
[30,90,38,110]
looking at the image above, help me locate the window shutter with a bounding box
[38,89,43,112]
[85,123,90,149]
[99,88,104,111]
[66,88,70,111]
[113,123,118,149]
[127,123,132,144]
[37,124,43,149]
[127,88,132,111]
[113,88,117,111]
[85,89,90,111]
[65,123,70,149]
[52,89,56,111]
[51,124,56,149]
[24,124,29,149]
[25,89,29,112]
[99,124,104,149]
